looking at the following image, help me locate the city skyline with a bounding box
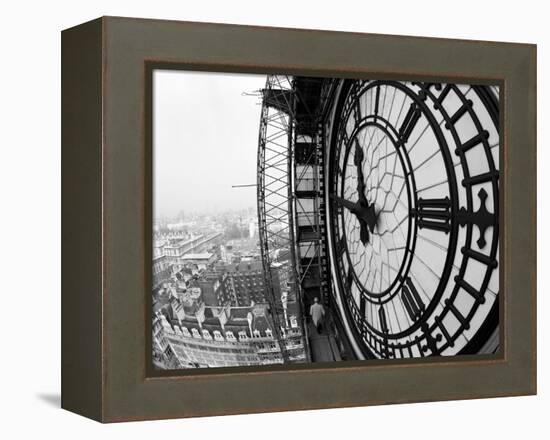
[154,204,257,221]
[152,71,308,370]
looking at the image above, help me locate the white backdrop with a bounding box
[0,0,546,437]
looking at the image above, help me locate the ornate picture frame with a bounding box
[61,16,536,422]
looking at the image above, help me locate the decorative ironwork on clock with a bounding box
[326,79,500,360]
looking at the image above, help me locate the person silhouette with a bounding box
[309,297,325,334]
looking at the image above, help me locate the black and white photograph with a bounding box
[151,71,500,369]
[3,0,544,434]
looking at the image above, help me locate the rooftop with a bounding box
[182,252,214,260]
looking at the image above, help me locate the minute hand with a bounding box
[354,139,369,205]
[353,140,377,232]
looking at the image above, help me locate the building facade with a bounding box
[153,297,307,368]
[152,253,172,289]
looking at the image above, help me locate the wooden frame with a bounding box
[61,16,537,422]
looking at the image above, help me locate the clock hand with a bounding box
[359,219,370,245]
[353,139,378,233]
[363,203,377,233]
[330,195,377,233]
[353,139,369,206]
[330,194,371,245]
[330,194,361,215]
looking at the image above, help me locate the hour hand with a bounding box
[330,194,360,215]
[331,194,377,233]
[330,194,371,244]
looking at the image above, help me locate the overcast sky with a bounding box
[154,70,267,218]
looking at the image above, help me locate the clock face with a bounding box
[327,80,500,359]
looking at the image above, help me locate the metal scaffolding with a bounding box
[257,75,332,364]
[291,77,331,310]
[257,75,302,363]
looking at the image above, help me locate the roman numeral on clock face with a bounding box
[399,102,421,144]
[412,196,452,233]
[400,277,425,321]
[360,295,366,316]
[353,91,361,123]
[378,306,389,334]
